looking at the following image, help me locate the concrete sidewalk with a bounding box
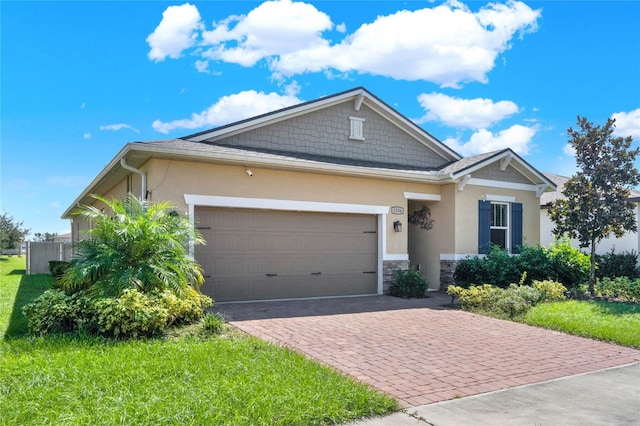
[350,363,640,426]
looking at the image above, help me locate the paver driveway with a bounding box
[215,294,640,407]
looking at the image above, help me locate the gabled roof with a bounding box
[183,87,462,163]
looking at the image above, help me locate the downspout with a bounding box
[120,158,147,200]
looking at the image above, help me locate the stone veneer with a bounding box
[382,259,410,294]
[439,259,460,290]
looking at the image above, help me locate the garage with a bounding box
[194,207,378,302]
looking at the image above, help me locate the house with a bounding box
[51,232,72,243]
[62,87,555,302]
[540,172,640,254]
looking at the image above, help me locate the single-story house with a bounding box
[63,87,555,302]
[540,172,640,254]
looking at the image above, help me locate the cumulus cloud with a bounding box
[444,124,538,156]
[146,0,541,87]
[99,123,140,133]
[83,132,92,140]
[152,89,303,134]
[612,108,640,139]
[416,93,519,129]
[147,3,202,61]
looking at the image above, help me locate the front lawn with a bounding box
[525,300,640,348]
[0,256,398,425]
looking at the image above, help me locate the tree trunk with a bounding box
[589,239,597,296]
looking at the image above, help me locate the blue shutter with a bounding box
[511,202,523,254]
[478,200,491,254]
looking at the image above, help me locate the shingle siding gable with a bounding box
[473,162,532,184]
[202,102,450,170]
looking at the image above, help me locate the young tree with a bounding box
[33,232,58,242]
[0,213,29,250]
[60,195,204,297]
[549,117,640,294]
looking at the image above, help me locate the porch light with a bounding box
[393,221,402,232]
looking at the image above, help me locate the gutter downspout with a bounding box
[120,158,147,200]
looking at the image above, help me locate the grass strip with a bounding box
[0,256,398,425]
[525,300,640,348]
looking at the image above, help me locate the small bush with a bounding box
[596,249,640,280]
[158,288,213,326]
[596,277,640,302]
[548,241,590,290]
[201,312,225,335]
[447,284,500,309]
[391,267,427,298]
[533,280,567,302]
[452,256,487,288]
[494,284,542,317]
[514,245,556,285]
[94,289,169,338]
[22,290,75,335]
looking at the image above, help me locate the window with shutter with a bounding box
[349,117,365,141]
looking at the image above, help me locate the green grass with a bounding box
[0,256,398,425]
[525,300,640,348]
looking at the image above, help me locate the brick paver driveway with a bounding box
[215,294,640,407]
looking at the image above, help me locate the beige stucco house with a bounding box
[540,172,640,254]
[63,87,555,302]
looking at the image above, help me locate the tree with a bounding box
[60,195,204,297]
[33,232,58,242]
[0,213,30,250]
[549,117,640,294]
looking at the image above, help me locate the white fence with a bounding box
[26,242,73,275]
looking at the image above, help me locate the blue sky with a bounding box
[2,0,639,237]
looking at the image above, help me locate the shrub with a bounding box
[514,245,555,285]
[596,277,640,302]
[157,288,213,326]
[596,249,639,279]
[453,246,519,288]
[94,289,169,338]
[391,267,427,298]
[547,241,590,290]
[452,256,488,288]
[21,290,76,335]
[532,280,567,302]
[447,284,500,309]
[494,284,543,317]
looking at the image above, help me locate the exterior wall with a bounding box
[144,158,446,291]
[473,163,532,184]
[454,184,540,254]
[540,206,640,255]
[210,102,450,170]
[407,185,456,290]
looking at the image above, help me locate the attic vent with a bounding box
[349,116,365,141]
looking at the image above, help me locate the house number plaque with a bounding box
[390,206,404,215]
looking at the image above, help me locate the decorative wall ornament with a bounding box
[408,205,434,231]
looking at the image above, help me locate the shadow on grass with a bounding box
[4,273,53,339]
[593,300,640,316]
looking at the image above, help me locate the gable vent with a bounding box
[349,116,365,141]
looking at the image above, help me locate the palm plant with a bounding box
[60,195,204,297]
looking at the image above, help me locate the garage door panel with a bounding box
[195,207,378,302]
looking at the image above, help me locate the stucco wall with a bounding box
[540,206,640,255]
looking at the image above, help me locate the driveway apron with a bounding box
[215,295,640,408]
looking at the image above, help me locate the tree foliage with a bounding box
[548,117,640,294]
[0,213,29,250]
[60,195,205,297]
[33,232,58,242]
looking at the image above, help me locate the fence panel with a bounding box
[26,242,73,275]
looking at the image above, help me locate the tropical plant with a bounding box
[60,195,204,297]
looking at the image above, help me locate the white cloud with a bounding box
[147,3,202,61]
[99,123,140,133]
[152,89,303,134]
[195,60,210,73]
[563,143,576,157]
[147,0,540,87]
[83,132,92,139]
[444,124,538,156]
[612,108,640,139]
[416,92,519,129]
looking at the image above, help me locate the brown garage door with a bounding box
[195,207,378,302]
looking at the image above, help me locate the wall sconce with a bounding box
[393,220,402,232]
